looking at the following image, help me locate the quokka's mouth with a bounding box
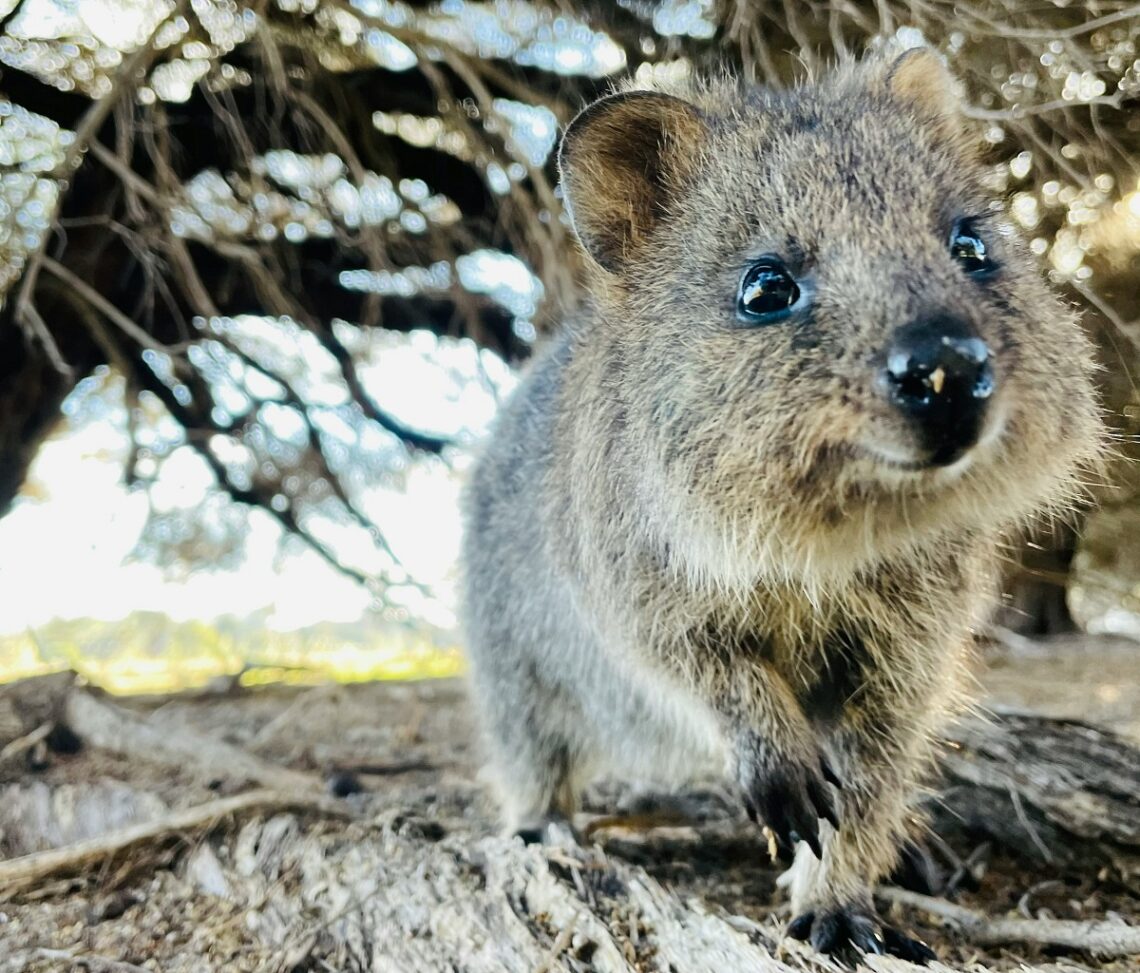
[853,400,1010,483]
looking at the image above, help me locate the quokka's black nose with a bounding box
[883,316,995,466]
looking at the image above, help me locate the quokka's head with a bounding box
[558,47,1105,586]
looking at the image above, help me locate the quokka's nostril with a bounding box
[970,359,996,400]
[943,335,990,368]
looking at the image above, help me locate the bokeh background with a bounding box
[1,0,1139,693]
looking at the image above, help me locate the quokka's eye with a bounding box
[737,258,800,323]
[949,218,996,276]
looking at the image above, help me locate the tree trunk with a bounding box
[0,328,77,518]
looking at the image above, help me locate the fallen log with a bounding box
[934,709,1140,866]
[63,689,319,794]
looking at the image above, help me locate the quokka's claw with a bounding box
[881,925,938,964]
[788,905,936,966]
[785,911,814,941]
[820,755,844,789]
[744,748,842,861]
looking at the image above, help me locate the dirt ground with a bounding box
[0,635,1137,973]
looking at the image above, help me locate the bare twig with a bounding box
[973,4,1140,40]
[12,2,185,366]
[0,722,52,766]
[40,256,186,355]
[879,887,1140,957]
[16,302,73,375]
[88,139,162,206]
[532,911,581,973]
[126,353,377,590]
[963,93,1125,121]
[0,789,350,894]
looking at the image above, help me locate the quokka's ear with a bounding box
[885,47,965,139]
[558,90,707,273]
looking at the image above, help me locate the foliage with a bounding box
[1,0,1138,618]
[0,610,463,693]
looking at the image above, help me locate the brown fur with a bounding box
[460,46,1103,960]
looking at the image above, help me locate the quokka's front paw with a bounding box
[787,905,936,965]
[738,738,841,859]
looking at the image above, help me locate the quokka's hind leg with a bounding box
[500,740,583,845]
[472,663,592,844]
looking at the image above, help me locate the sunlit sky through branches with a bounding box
[0,328,516,635]
[3,0,1140,653]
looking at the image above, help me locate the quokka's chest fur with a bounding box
[649,547,985,707]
